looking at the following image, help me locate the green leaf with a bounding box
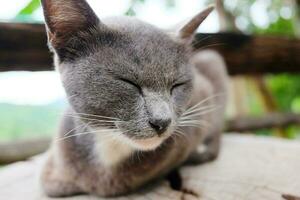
[165,0,176,8]
[18,0,40,15]
[292,97,300,113]
[125,7,136,16]
[14,0,41,21]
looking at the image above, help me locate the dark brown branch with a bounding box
[0,23,300,75]
[0,137,50,165]
[226,112,300,132]
[193,33,300,75]
[0,23,53,71]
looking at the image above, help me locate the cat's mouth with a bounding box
[113,121,174,151]
[127,128,174,151]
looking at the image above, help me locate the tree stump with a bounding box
[0,134,299,200]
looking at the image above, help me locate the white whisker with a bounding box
[70,112,120,120]
[57,129,119,141]
[181,105,218,117]
[180,106,220,120]
[63,122,91,137]
[64,115,122,124]
[185,93,225,112]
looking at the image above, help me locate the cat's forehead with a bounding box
[102,16,186,55]
[87,17,190,75]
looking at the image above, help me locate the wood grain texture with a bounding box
[179,134,300,200]
[0,134,299,200]
[0,22,300,75]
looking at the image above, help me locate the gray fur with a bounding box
[40,0,228,197]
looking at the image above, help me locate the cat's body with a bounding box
[40,0,228,197]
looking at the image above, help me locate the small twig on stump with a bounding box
[226,112,300,132]
[282,194,300,200]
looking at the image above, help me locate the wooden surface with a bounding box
[0,134,300,200]
[1,22,300,75]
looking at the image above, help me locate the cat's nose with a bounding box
[149,118,171,136]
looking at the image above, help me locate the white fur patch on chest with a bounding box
[94,130,135,167]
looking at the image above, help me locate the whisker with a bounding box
[180,106,221,119]
[179,119,209,125]
[64,115,123,124]
[184,93,225,112]
[65,94,78,101]
[194,43,226,51]
[63,122,91,137]
[181,104,217,117]
[71,112,121,120]
[173,129,189,143]
[175,115,211,130]
[184,101,217,112]
[57,129,120,141]
[177,124,205,130]
[174,128,185,136]
[191,35,213,46]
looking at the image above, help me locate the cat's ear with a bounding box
[177,6,214,44]
[41,0,101,49]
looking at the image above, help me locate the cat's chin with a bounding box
[130,137,165,151]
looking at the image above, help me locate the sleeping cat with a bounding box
[40,0,228,197]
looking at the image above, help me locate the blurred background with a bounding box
[0,0,299,144]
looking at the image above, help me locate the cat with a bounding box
[40,0,228,197]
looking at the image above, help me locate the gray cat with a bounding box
[40,0,228,197]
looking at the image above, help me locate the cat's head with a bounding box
[41,0,213,150]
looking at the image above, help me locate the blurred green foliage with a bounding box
[256,17,296,36]
[0,102,64,142]
[266,74,300,112]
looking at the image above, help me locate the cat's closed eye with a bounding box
[119,78,143,94]
[171,81,189,95]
